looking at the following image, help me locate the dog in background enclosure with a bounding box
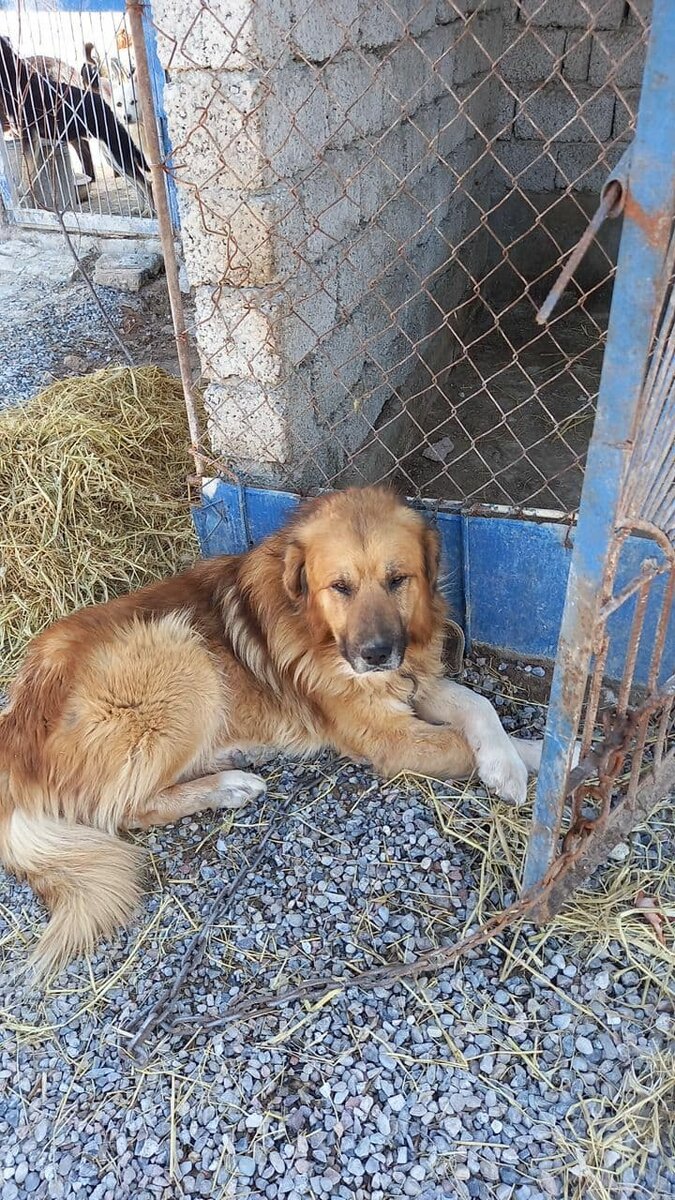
[107,39,152,169]
[0,486,544,980]
[0,35,152,207]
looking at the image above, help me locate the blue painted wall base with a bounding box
[193,480,674,688]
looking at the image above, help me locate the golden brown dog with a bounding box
[0,486,542,977]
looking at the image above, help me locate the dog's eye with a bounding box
[331,580,352,597]
[388,575,408,591]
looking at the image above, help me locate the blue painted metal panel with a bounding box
[607,542,674,688]
[466,518,573,662]
[21,0,127,9]
[437,512,465,631]
[191,483,674,689]
[523,0,675,890]
[139,9,181,229]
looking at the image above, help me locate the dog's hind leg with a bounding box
[127,770,266,831]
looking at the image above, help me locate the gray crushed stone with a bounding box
[0,275,132,405]
[0,659,673,1200]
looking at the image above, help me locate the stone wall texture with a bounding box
[152,0,651,486]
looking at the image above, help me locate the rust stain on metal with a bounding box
[623,189,670,247]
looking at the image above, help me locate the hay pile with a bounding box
[0,366,198,689]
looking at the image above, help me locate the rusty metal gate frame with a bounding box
[125,0,674,910]
[523,0,675,899]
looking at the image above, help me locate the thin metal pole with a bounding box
[523,0,675,894]
[125,0,206,481]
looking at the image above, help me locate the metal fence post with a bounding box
[522,0,675,893]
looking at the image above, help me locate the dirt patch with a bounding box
[342,295,608,513]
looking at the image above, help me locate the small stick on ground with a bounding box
[124,768,326,1059]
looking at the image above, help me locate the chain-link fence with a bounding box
[144,0,649,515]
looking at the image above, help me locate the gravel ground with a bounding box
[0,230,181,405]
[1,659,673,1200]
[0,280,134,404]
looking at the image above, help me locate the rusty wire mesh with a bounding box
[145,0,650,514]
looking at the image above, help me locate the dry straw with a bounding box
[0,366,198,688]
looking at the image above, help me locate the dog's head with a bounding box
[282,488,441,675]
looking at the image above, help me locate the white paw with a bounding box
[210,770,267,810]
[477,748,528,805]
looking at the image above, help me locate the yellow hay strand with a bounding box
[0,366,198,687]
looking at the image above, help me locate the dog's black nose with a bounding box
[360,639,394,667]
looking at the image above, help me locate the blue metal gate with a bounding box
[524,0,675,897]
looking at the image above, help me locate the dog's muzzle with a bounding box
[348,636,405,674]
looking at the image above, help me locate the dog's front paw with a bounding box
[210,770,267,810]
[477,747,528,805]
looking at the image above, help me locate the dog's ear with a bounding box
[283,540,307,602]
[422,523,440,590]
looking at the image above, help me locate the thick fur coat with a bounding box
[0,487,540,977]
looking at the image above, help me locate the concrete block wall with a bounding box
[493,0,648,196]
[152,0,651,486]
[485,0,650,300]
[152,0,508,484]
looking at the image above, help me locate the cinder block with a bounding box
[334,224,393,315]
[624,0,651,23]
[150,0,292,72]
[281,270,339,365]
[358,0,408,49]
[297,156,361,261]
[290,0,359,62]
[325,52,387,146]
[499,26,566,83]
[263,63,331,174]
[493,82,517,137]
[437,0,501,16]
[93,248,164,292]
[408,0,440,38]
[588,30,647,89]
[194,285,286,385]
[435,0,469,23]
[357,131,407,220]
[554,139,624,191]
[205,380,292,463]
[492,138,558,190]
[450,13,502,86]
[382,36,442,122]
[310,319,367,399]
[516,0,625,29]
[164,72,266,191]
[178,189,284,288]
[612,88,639,138]
[561,29,592,81]
[514,83,615,143]
[404,101,441,184]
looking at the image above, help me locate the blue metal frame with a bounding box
[194,480,674,690]
[522,0,675,890]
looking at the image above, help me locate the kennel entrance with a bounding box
[132,0,673,899]
[0,0,173,236]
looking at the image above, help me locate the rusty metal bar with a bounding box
[536,146,633,326]
[523,0,675,895]
[536,182,621,326]
[537,751,675,922]
[616,576,652,716]
[125,0,206,481]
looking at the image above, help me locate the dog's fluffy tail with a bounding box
[1,809,143,979]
